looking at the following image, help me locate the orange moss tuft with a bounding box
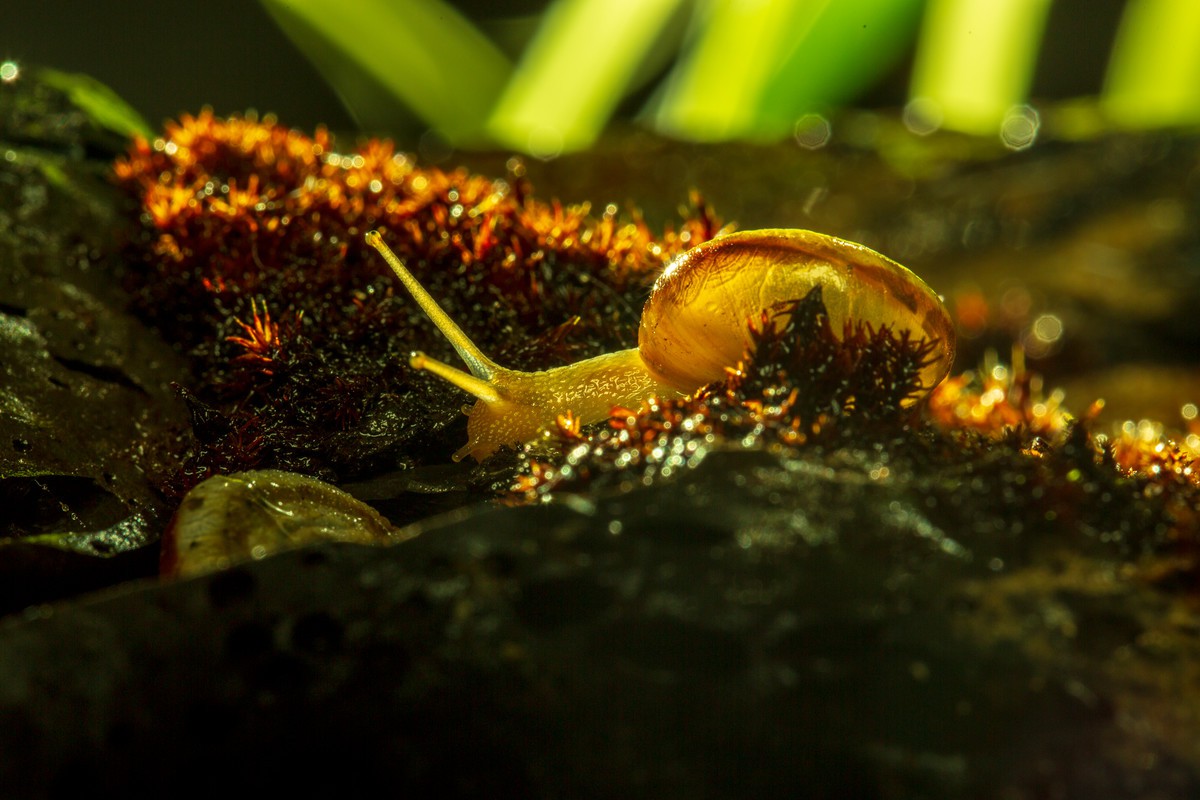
[515,288,938,499]
[1103,420,1200,536]
[925,349,1086,440]
[114,111,723,488]
[225,299,303,375]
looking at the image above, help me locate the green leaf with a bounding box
[649,0,810,141]
[647,0,923,141]
[487,0,688,155]
[1102,0,1200,128]
[908,0,1053,135]
[751,0,924,138]
[260,0,512,144]
[40,69,153,140]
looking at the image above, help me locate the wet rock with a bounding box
[0,67,190,609]
[0,449,1194,798]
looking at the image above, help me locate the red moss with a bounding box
[925,350,1098,441]
[1103,421,1200,540]
[225,299,303,375]
[115,111,721,350]
[113,110,723,490]
[515,287,940,498]
[924,349,1200,513]
[514,287,1200,562]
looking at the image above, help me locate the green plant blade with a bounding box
[649,0,816,141]
[1103,0,1200,128]
[486,0,687,155]
[260,0,512,143]
[908,0,1052,135]
[648,0,922,142]
[751,0,924,139]
[40,69,154,140]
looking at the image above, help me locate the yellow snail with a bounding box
[365,229,955,462]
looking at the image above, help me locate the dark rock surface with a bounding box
[0,67,189,609]
[1,449,1195,798]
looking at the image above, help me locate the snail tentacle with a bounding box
[409,351,502,405]
[366,230,498,381]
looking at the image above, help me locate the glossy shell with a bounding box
[639,229,956,396]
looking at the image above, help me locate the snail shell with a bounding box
[366,228,954,461]
[639,229,954,397]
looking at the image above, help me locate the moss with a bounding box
[516,285,1199,578]
[113,111,722,491]
[113,112,1199,568]
[515,287,941,496]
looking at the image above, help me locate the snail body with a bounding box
[366,229,954,462]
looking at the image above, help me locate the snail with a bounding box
[365,229,955,461]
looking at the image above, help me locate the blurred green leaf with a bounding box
[649,0,810,141]
[648,0,922,142]
[909,0,1052,135]
[752,0,924,139]
[487,0,687,155]
[258,0,1182,149]
[1103,0,1200,128]
[40,69,154,140]
[261,0,512,143]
